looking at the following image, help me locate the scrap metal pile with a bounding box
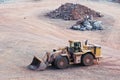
[46,3,102,20]
[71,16,103,31]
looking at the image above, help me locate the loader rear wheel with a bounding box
[81,53,94,66]
[54,56,69,69]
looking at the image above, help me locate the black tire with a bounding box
[51,61,55,66]
[81,53,94,66]
[54,56,69,69]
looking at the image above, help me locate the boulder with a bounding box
[92,21,103,30]
[71,25,81,30]
[83,20,93,30]
[70,16,103,31]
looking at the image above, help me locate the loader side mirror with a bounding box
[85,40,88,45]
[53,49,56,52]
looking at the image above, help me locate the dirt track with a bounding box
[0,0,120,80]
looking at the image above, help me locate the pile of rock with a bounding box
[46,3,103,20]
[113,0,120,3]
[103,0,120,3]
[71,16,103,31]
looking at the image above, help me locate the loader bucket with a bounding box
[28,56,47,71]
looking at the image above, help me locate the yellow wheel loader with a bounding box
[28,40,102,71]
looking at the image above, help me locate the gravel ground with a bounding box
[0,0,120,80]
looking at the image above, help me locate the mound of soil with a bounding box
[46,3,103,20]
[113,0,120,3]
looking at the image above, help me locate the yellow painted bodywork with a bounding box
[95,47,101,57]
[83,45,101,58]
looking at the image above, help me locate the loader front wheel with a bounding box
[54,56,69,69]
[81,53,94,66]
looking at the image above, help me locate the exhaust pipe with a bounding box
[28,56,47,71]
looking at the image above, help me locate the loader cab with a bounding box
[69,40,81,53]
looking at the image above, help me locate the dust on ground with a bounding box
[0,0,120,80]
